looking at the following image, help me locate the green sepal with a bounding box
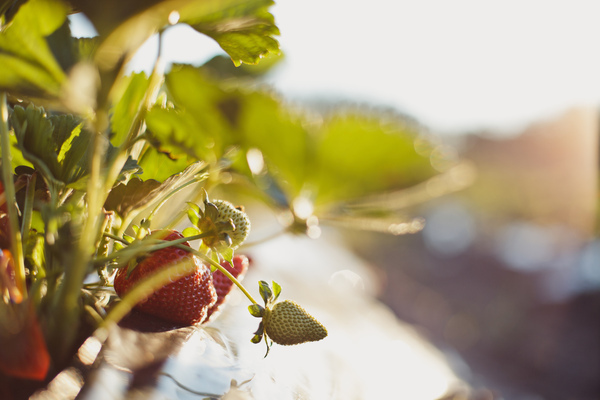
[125,258,137,279]
[251,333,263,344]
[182,226,201,239]
[200,188,209,204]
[215,219,235,233]
[205,201,219,222]
[220,246,234,267]
[258,280,272,305]
[248,304,265,318]
[123,234,135,243]
[186,206,201,226]
[271,280,281,302]
[186,0,280,67]
[251,320,264,343]
[209,250,220,269]
[263,337,272,358]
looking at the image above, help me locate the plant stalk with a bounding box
[0,92,27,299]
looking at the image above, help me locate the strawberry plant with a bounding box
[0,0,458,388]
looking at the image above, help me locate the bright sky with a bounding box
[71,0,600,135]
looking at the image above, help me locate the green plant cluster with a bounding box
[0,0,451,382]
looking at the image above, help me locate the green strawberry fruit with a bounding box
[210,199,250,250]
[263,300,328,346]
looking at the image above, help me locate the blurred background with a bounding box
[70,1,600,398]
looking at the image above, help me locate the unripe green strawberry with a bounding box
[114,230,217,325]
[210,199,250,250]
[263,300,328,346]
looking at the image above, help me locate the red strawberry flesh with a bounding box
[113,230,217,325]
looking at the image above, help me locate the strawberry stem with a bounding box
[93,231,215,267]
[173,243,260,306]
[102,232,130,245]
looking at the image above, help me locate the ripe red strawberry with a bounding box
[205,254,250,321]
[113,230,217,325]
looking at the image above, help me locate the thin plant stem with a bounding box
[92,231,214,265]
[178,244,259,305]
[102,232,130,245]
[0,92,26,298]
[20,173,36,254]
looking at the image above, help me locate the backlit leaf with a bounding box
[110,72,151,147]
[310,112,438,206]
[0,0,68,98]
[185,0,280,66]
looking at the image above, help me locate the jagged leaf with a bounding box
[10,105,141,190]
[137,147,195,182]
[309,112,438,206]
[104,161,205,218]
[145,66,237,162]
[235,90,309,199]
[104,178,161,217]
[185,0,280,66]
[201,53,283,80]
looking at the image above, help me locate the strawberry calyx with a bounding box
[184,189,250,264]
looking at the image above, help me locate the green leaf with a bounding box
[310,112,438,206]
[24,230,45,276]
[9,129,32,170]
[201,53,283,80]
[185,0,280,66]
[73,37,99,61]
[10,105,141,191]
[110,72,151,147]
[235,90,309,198]
[248,304,264,318]
[104,161,205,219]
[137,147,195,182]
[104,178,161,217]
[146,66,237,162]
[0,0,69,98]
